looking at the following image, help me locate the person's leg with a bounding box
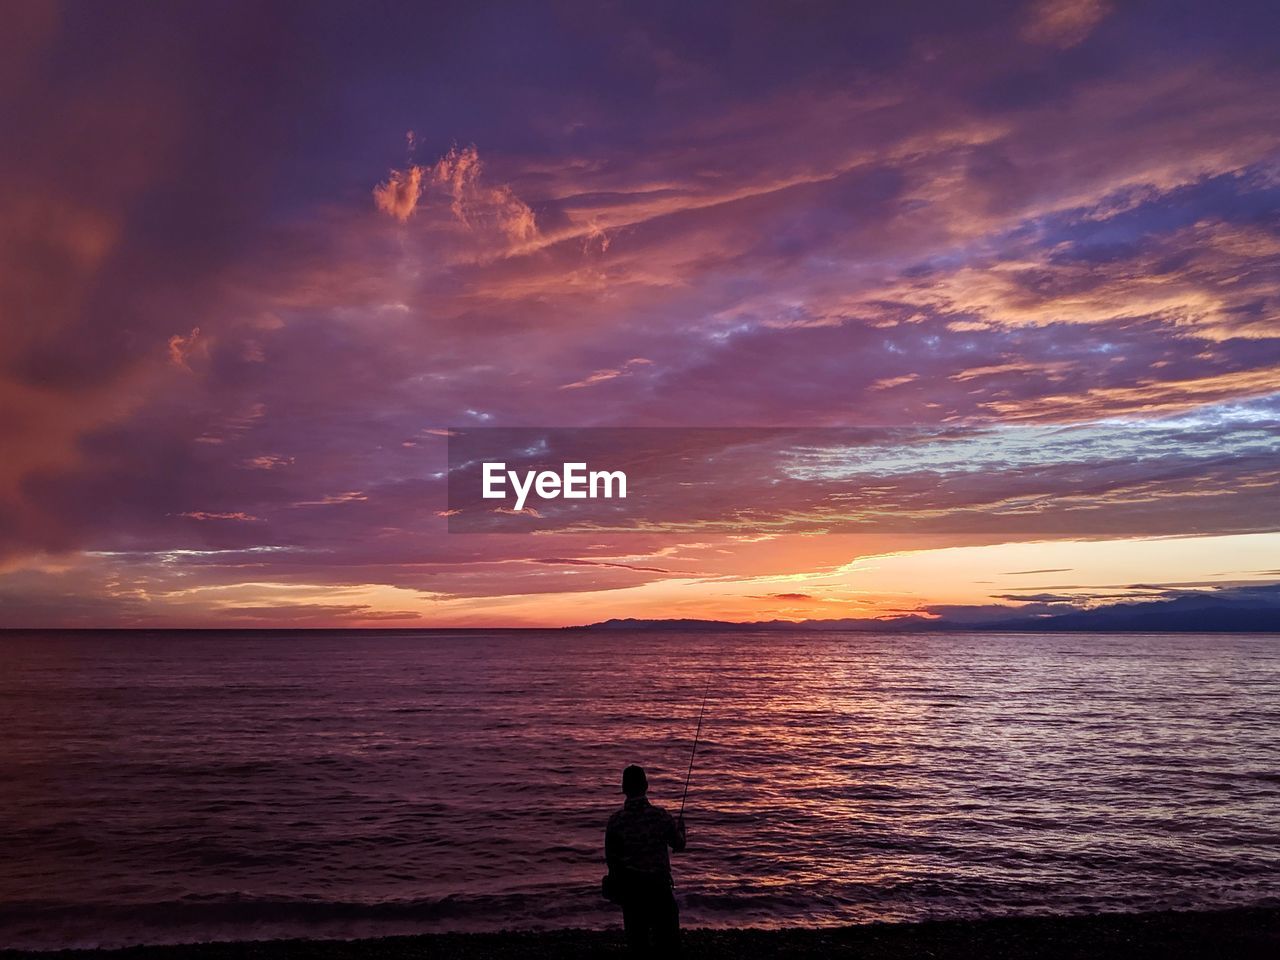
[652,882,681,956]
[622,896,648,955]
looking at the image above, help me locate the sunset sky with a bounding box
[2,0,1278,627]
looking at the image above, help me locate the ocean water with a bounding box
[1,629,1278,950]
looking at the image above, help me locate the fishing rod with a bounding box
[678,676,712,821]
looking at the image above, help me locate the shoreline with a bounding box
[5,906,1277,959]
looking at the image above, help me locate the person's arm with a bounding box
[668,813,687,853]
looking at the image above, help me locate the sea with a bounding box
[1,629,1277,950]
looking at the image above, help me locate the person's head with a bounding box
[621,764,648,798]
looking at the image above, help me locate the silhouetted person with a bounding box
[605,764,687,956]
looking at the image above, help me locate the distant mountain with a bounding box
[574,588,1280,633]
[574,616,945,632]
[981,590,1280,633]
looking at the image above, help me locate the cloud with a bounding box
[434,144,539,242]
[532,557,673,574]
[242,455,294,470]
[292,491,368,507]
[214,604,424,624]
[173,511,262,522]
[494,506,543,518]
[870,374,918,391]
[373,163,425,222]
[560,357,652,389]
[1022,0,1110,48]
[373,144,538,245]
[167,327,204,369]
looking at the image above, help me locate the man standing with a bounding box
[605,764,687,955]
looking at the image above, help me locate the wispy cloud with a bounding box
[559,357,652,390]
[373,164,425,222]
[375,143,538,245]
[1022,0,1111,48]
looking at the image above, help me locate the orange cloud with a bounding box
[560,357,652,389]
[983,365,1280,421]
[373,164,425,222]
[374,144,538,245]
[167,326,203,369]
[431,144,538,244]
